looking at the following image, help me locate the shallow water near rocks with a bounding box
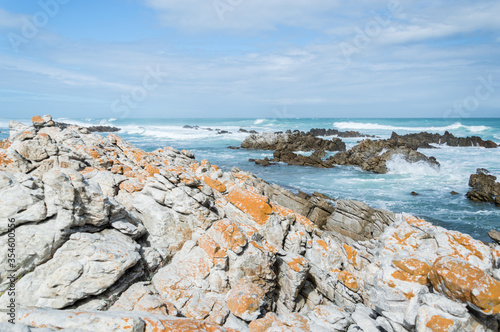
[1,117,499,242]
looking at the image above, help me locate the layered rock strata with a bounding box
[0,116,499,332]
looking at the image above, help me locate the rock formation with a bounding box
[1,115,499,332]
[329,139,440,174]
[308,128,374,138]
[54,120,120,133]
[391,131,498,149]
[271,150,335,168]
[241,130,346,152]
[466,168,500,205]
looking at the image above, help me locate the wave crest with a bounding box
[333,121,489,133]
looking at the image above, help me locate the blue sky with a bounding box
[0,0,499,118]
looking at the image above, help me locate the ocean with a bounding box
[1,117,499,242]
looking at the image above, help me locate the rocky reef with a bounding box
[0,116,499,332]
[307,128,374,138]
[241,131,346,152]
[467,169,500,206]
[329,139,440,174]
[391,131,498,149]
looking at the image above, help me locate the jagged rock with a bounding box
[269,149,334,168]
[466,168,500,205]
[2,230,141,309]
[241,131,345,152]
[391,131,498,149]
[329,138,440,174]
[325,199,395,242]
[308,128,374,138]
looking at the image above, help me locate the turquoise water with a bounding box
[1,117,499,242]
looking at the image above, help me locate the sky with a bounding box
[0,0,499,119]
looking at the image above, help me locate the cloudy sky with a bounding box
[0,0,499,118]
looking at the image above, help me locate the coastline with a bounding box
[0,116,499,331]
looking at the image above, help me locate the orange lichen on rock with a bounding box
[429,256,500,314]
[288,256,308,273]
[338,271,359,291]
[211,219,247,253]
[392,258,431,285]
[119,180,145,193]
[448,232,484,260]
[403,291,415,300]
[31,115,44,123]
[228,188,273,225]
[145,164,160,177]
[0,139,12,149]
[425,315,455,332]
[249,312,283,332]
[343,244,357,267]
[0,151,12,165]
[226,279,265,320]
[405,215,429,227]
[295,214,316,232]
[202,176,226,193]
[198,234,227,264]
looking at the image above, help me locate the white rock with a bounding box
[8,230,140,309]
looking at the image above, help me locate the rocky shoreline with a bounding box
[0,116,499,332]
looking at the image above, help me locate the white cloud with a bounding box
[143,0,343,31]
[0,8,25,29]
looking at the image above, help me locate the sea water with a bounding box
[1,117,499,242]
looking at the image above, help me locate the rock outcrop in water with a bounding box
[466,168,500,205]
[241,131,346,152]
[329,139,440,174]
[1,116,499,332]
[391,131,498,149]
[271,149,334,168]
[308,128,374,138]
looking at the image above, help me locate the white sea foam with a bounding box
[386,154,440,176]
[254,119,266,125]
[120,124,247,142]
[333,121,489,133]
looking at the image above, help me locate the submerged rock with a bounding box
[1,115,499,332]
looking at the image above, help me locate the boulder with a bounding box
[429,256,500,315]
[466,168,500,204]
[4,230,140,309]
